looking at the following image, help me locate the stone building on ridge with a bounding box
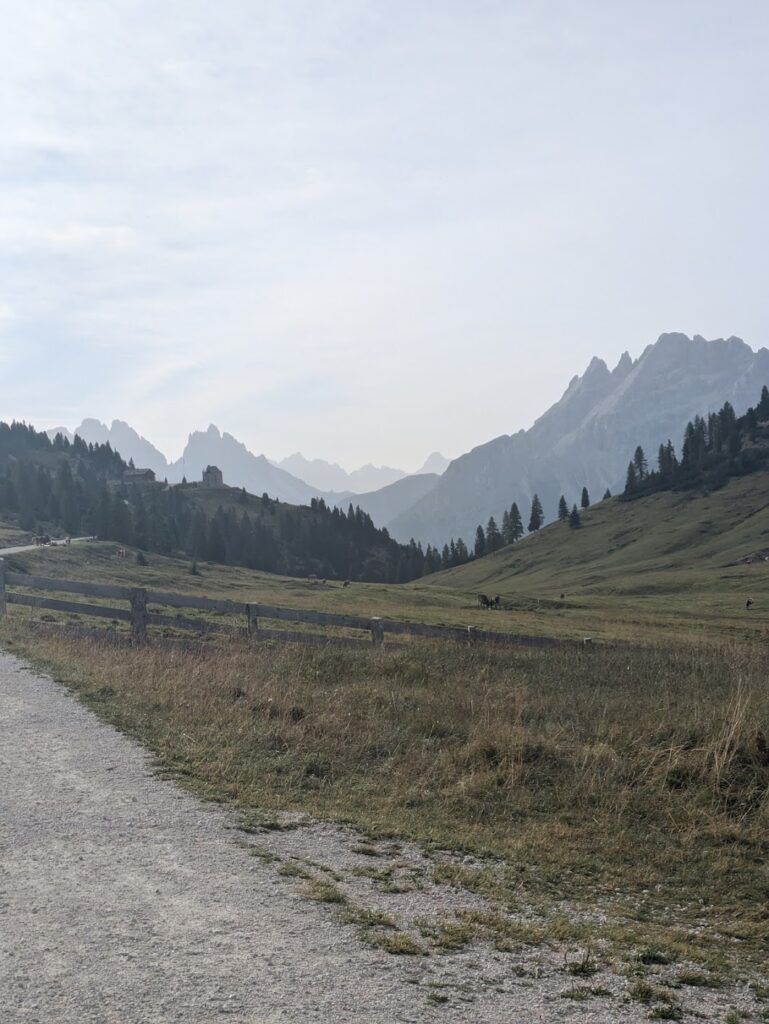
[202,465,224,488]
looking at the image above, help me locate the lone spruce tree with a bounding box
[569,504,581,528]
[557,495,569,521]
[509,502,523,541]
[474,524,486,558]
[581,486,590,509]
[633,445,647,482]
[528,494,543,533]
[603,488,611,500]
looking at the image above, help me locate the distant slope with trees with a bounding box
[0,422,458,582]
[389,333,769,546]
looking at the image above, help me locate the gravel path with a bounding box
[0,651,449,1023]
[1,650,764,1023]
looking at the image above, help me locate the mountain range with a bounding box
[388,333,769,545]
[46,420,449,517]
[46,333,769,549]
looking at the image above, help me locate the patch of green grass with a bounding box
[561,986,612,1001]
[677,970,723,989]
[417,918,477,952]
[361,930,426,956]
[277,860,312,879]
[628,980,678,1005]
[303,880,347,905]
[244,844,281,864]
[338,905,397,930]
[639,947,677,966]
[649,1007,684,1021]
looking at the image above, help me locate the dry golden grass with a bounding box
[3,622,768,964]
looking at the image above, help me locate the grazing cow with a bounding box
[477,593,491,609]
[746,598,754,609]
[117,547,127,559]
[491,595,501,609]
[343,580,351,588]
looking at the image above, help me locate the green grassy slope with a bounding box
[425,472,769,642]
[5,470,769,645]
[435,474,769,592]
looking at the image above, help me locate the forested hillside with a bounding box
[0,423,442,582]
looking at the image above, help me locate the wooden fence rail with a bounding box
[0,559,561,649]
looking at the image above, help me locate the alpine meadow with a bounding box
[3,4,769,1022]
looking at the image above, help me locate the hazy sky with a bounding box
[1,1,768,470]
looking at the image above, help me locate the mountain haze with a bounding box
[348,473,440,533]
[276,454,407,494]
[389,334,769,546]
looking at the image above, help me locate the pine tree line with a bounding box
[622,387,769,500]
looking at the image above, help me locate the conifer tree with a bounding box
[509,502,523,541]
[580,486,590,509]
[528,494,543,532]
[633,446,647,481]
[569,504,581,528]
[474,524,486,558]
[603,488,611,500]
[557,495,568,521]
[486,516,502,552]
[624,461,637,495]
[501,508,511,541]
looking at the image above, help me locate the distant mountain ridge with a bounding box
[276,453,407,494]
[388,333,769,546]
[46,420,448,524]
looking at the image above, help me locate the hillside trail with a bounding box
[0,536,94,556]
[0,650,761,1023]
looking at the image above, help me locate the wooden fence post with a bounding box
[246,603,259,637]
[0,559,6,619]
[129,588,148,642]
[370,617,384,646]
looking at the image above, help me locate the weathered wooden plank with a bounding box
[250,604,373,630]
[253,627,370,648]
[147,612,241,635]
[379,619,473,640]
[129,588,148,642]
[145,589,245,615]
[5,572,132,601]
[7,593,131,621]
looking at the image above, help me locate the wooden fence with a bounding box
[0,560,561,649]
